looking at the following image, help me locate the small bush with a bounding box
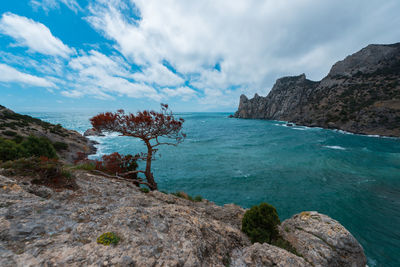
[13,135,24,144]
[95,152,139,179]
[194,195,203,202]
[171,191,202,202]
[0,138,25,161]
[1,157,77,190]
[73,162,96,171]
[2,130,17,136]
[96,232,120,246]
[53,141,68,151]
[242,202,280,244]
[21,136,57,159]
[140,187,150,193]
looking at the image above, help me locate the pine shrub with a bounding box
[242,202,280,244]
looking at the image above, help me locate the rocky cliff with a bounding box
[0,171,366,266]
[234,43,400,137]
[0,105,96,163]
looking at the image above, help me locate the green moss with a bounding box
[96,232,120,246]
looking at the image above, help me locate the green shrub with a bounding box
[53,141,68,151]
[171,191,202,202]
[1,157,77,190]
[21,136,57,159]
[194,195,203,202]
[13,135,24,144]
[242,202,280,244]
[73,162,96,171]
[96,232,120,246]
[0,138,26,161]
[140,187,150,193]
[2,130,17,136]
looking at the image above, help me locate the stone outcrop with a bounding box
[84,128,105,137]
[0,171,366,266]
[234,43,400,137]
[0,105,96,163]
[279,211,366,267]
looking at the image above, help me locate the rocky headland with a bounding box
[0,105,96,163]
[0,170,366,266]
[234,43,400,137]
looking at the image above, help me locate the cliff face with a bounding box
[0,105,96,163]
[234,43,400,137]
[0,172,366,266]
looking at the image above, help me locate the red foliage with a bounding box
[95,152,138,180]
[89,104,185,190]
[74,151,88,164]
[90,103,185,143]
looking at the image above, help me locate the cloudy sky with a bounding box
[0,0,399,112]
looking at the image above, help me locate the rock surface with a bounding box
[0,105,96,163]
[234,43,400,137]
[279,211,366,267]
[84,128,105,137]
[0,171,367,266]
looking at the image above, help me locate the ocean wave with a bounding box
[323,145,346,150]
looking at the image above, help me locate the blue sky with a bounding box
[1,0,400,113]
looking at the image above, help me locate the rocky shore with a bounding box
[234,43,400,137]
[0,105,96,163]
[0,171,366,266]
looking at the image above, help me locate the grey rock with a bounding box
[0,173,366,266]
[84,128,105,137]
[279,211,367,267]
[231,242,310,267]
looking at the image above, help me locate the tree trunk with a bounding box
[144,140,158,190]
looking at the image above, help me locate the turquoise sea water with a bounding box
[27,111,400,267]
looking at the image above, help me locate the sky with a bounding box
[0,0,399,112]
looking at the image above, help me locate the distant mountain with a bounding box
[234,43,400,137]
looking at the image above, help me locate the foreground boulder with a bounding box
[0,172,366,266]
[279,211,367,267]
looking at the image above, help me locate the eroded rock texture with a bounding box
[0,172,366,266]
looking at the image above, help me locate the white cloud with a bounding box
[163,86,197,101]
[30,0,82,13]
[132,63,184,87]
[0,63,56,88]
[64,50,162,100]
[0,12,74,58]
[85,0,400,108]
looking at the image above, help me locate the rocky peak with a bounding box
[328,43,400,77]
[233,42,400,136]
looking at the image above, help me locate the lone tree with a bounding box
[90,104,185,190]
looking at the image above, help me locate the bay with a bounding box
[26,111,400,267]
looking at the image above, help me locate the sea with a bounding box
[26,111,400,267]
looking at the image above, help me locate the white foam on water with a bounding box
[323,145,347,150]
